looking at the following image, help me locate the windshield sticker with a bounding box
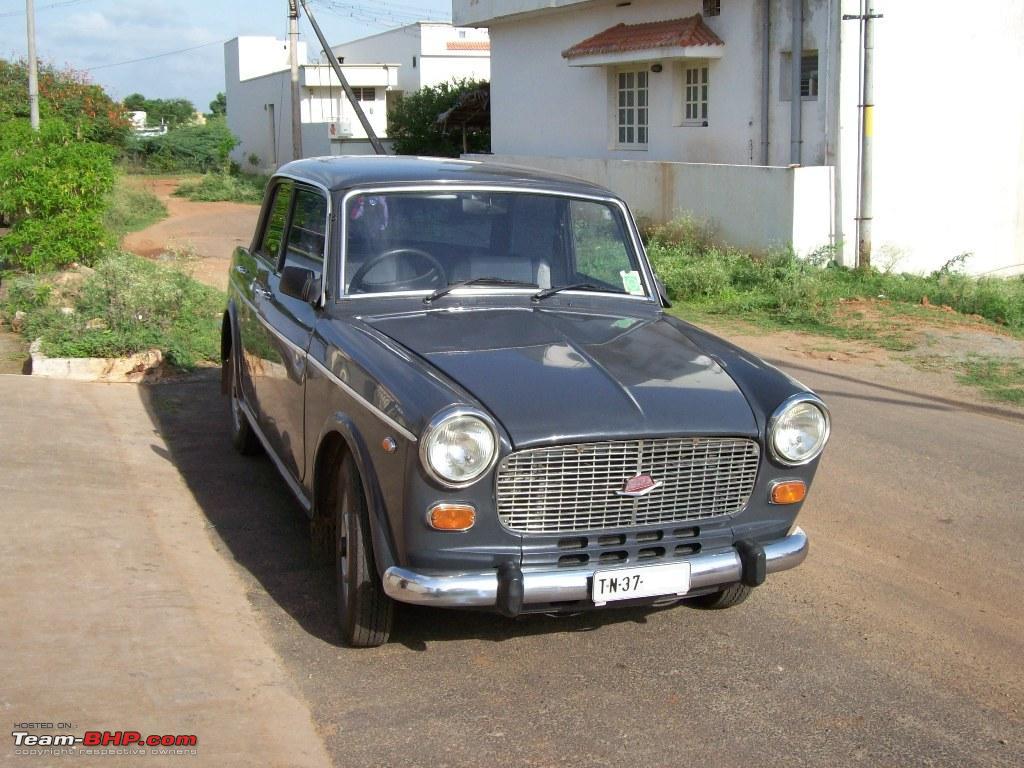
[620,270,644,296]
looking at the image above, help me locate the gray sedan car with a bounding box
[222,156,829,646]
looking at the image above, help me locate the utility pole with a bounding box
[288,0,303,160]
[25,0,40,130]
[844,4,882,269]
[299,0,386,155]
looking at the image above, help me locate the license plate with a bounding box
[591,562,691,606]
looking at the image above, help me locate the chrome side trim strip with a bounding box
[236,398,312,513]
[382,527,809,607]
[306,355,418,443]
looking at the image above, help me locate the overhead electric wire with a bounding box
[84,39,223,72]
[0,0,94,18]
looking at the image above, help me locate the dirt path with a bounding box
[122,178,260,292]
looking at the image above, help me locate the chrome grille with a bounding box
[496,437,760,534]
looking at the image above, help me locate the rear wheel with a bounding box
[227,346,261,456]
[335,455,393,647]
[688,583,753,610]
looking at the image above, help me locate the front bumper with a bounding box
[383,527,808,612]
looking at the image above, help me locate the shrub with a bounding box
[0,119,116,271]
[648,214,1024,332]
[0,58,129,146]
[124,118,238,173]
[2,252,224,368]
[173,172,267,203]
[388,79,489,157]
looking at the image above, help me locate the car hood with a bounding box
[362,307,757,448]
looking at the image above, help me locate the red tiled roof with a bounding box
[447,40,491,51]
[561,15,724,59]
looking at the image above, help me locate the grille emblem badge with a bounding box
[617,474,662,497]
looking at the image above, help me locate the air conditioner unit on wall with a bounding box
[329,120,353,138]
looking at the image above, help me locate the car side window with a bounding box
[569,199,642,295]
[281,187,327,278]
[258,181,293,261]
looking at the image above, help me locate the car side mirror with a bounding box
[280,265,322,305]
[654,277,672,308]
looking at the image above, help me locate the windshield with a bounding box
[341,190,648,299]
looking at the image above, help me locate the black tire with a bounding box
[227,347,262,456]
[335,454,393,647]
[688,583,753,610]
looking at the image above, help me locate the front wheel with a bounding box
[335,455,393,647]
[687,583,753,610]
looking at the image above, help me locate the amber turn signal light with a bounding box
[427,504,476,531]
[770,480,807,505]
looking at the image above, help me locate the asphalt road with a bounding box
[135,349,1023,768]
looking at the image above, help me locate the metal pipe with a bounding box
[760,0,770,164]
[26,0,39,130]
[857,1,876,268]
[299,0,386,155]
[288,0,303,160]
[789,0,802,164]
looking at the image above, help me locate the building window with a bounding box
[683,64,709,125]
[616,69,648,147]
[781,51,819,100]
[703,0,721,17]
[352,87,376,101]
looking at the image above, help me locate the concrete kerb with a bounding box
[29,338,163,383]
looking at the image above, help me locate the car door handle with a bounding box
[235,265,249,276]
[250,280,272,298]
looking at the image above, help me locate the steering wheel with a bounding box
[348,248,447,294]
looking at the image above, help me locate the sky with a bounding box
[0,0,452,111]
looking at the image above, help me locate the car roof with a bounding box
[274,155,617,198]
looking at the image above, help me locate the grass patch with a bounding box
[1,251,223,369]
[173,171,267,204]
[955,357,1024,405]
[648,216,1024,340]
[103,175,167,238]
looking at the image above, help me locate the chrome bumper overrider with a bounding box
[382,527,808,608]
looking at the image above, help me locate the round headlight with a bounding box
[420,408,498,487]
[769,396,830,465]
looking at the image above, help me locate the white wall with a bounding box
[226,39,396,172]
[331,23,490,93]
[836,0,1024,276]
[484,0,830,166]
[331,26,421,93]
[469,153,835,256]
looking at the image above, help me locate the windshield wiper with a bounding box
[531,283,615,302]
[423,277,537,304]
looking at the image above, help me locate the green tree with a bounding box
[0,58,129,146]
[208,92,227,118]
[123,92,147,112]
[116,92,197,129]
[388,79,490,157]
[0,119,116,271]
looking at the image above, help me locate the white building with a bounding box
[329,21,490,101]
[225,24,490,174]
[454,0,1024,276]
[224,36,399,171]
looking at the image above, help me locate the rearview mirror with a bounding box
[280,265,321,305]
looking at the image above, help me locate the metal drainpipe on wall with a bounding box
[760,0,770,165]
[790,0,803,165]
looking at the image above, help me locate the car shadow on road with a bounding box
[138,372,669,650]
